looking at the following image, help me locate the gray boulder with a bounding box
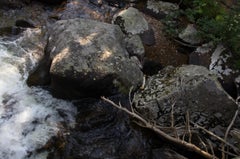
[46,18,143,99]
[112,7,155,46]
[178,24,202,45]
[134,65,238,127]
[147,0,179,15]
[113,7,149,35]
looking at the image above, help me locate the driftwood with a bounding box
[101,96,219,159]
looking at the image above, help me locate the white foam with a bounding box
[0,41,76,159]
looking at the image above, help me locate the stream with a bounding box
[0,37,77,159]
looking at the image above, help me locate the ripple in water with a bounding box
[0,40,77,159]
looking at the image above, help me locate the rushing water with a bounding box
[0,35,77,159]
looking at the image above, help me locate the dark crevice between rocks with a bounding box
[0,27,24,37]
[50,73,120,99]
[0,18,36,39]
[142,58,163,76]
[27,40,52,87]
[32,0,67,5]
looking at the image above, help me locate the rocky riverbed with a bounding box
[0,0,240,159]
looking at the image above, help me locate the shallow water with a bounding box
[0,38,77,159]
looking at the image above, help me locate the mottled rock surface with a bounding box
[113,7,149,35]
[46,18,143,99]
[135,65,238,127]
[147,0,179,15]
[179,24,202,45]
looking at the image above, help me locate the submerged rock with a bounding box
[45,18,143,99]
[134,65,238,127]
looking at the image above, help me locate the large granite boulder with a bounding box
[134,65,238,127]
[45,18,143,99]
[113,7,149,35]
[112,7,155,48]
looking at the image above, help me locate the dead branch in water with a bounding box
[101,96,218,159]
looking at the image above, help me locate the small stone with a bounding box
[125,35,145,59]
[179,24,201,45]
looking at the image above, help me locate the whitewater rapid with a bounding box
[0,37,77,159]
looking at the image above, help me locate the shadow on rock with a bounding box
[48,95,151,159]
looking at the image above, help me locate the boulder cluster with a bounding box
[2,0,239,158]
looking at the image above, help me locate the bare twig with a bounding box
[221,106,239,159]
[140,75,146,90]
[128,86,134,112]
[186,110,192,143]
[102,96,218,159]
[192,122,239,154]
[197,135,208,152]
[170,101,179,138]
[219,148,239,158]
[171,102,176,128]
[207,139,215,157]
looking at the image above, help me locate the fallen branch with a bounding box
[101,96,218,159]
[192,122,239,154]
[221,105,239,159]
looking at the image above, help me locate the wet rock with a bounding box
[134,65,238,128]
[113,7,149,35]
[46,18,143,99]
[14,28,49,86]
[49,95,151,159]
[15,19,35,28]
[2,28,47,75]
[178,24,202,45]
[27,56,51,86]
[0,27,24,37]
[0,1,57,29]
